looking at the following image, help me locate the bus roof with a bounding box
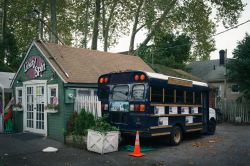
[145,71,208,87]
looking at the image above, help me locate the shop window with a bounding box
[165,89,174,103]
[176,90,184,104]
[194,92,201,104]
[48,84,58,105]
[231,84,239,93]
[186,91,193,104]
[151,86,163,102]
[15,87,23,105]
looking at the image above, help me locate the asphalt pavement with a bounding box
[0,123,250,166]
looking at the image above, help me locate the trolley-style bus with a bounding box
[97,70,216,145]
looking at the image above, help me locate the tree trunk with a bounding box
[40,0,48,41]
[103,0,117,52]
[91,0,101,50]
[139,0,177,48]
[50,0,58,43]
[129,0,144,54]
[83,0,90,48]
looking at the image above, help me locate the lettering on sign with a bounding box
[24,56,46,78]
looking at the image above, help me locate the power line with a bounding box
[213,19,250,37]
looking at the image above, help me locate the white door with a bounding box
[25,84,47,135]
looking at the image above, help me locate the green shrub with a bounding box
[73,109,95,136]
[91,115,118,133]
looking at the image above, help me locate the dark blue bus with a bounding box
[98,70,216,145]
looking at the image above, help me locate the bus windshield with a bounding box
[112,85,129,100]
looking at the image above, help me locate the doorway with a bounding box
[24,82,47,135]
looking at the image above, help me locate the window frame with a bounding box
[47,84,59,105]
[231,84,240,94]
[15,87,23,105]
[132,84,145,100]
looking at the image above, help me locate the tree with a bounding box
[227,34,250,100]
[137,32,192,69]
[129,0,244,59]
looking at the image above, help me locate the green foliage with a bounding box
[67,110,117,136]
[137,33,192,69]
[227,33,250,100]
[73,109,95,136]
[91,115,118,133]
[67,111,78,134]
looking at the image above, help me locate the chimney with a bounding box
[219,50,225,65]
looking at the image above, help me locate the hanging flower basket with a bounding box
[45,104,59,113]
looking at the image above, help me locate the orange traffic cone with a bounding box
[129,131,145,157]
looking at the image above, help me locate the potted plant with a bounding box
[87,116,120,154]
[13,102,23,111]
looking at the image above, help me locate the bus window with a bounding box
[151,86,163,102]
[112,85,129,100]
[99,86,109,100]
[132,84,145,100]
[176,90,184,103]
[165,89,174,103]
[195,92,201,104]
[186,91,193,104]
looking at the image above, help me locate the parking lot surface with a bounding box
[0,123,250,166]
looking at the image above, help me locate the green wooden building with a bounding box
[11,40,154,142]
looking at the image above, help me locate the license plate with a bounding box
[110,102,129,112]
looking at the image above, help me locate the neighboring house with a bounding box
[188,51,240,108]
[0,72,15,132]
[11,40,154,142]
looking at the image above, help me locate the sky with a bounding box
[109,0,250,60]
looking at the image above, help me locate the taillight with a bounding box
[100,78,104,83]
[134,75,139,81]
[130,104,145,112]
[99,77,109,84]
[140,74,145,81]
[139,104,145,112]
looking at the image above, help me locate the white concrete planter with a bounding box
[87,129,120,154]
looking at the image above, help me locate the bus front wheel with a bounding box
[170,126,182,145]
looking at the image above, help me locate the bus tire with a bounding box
[170,126,182,145]
[208,119,216,135]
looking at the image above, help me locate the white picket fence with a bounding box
[74,96,102,118]
[219,100,250,123]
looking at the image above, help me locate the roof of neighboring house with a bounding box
[152,64,204,82]
[187,59,229,82]
[0,72,15,92]
[35,40,154,83]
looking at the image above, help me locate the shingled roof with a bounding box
[35,40,154,83]
[187,59,229,82]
